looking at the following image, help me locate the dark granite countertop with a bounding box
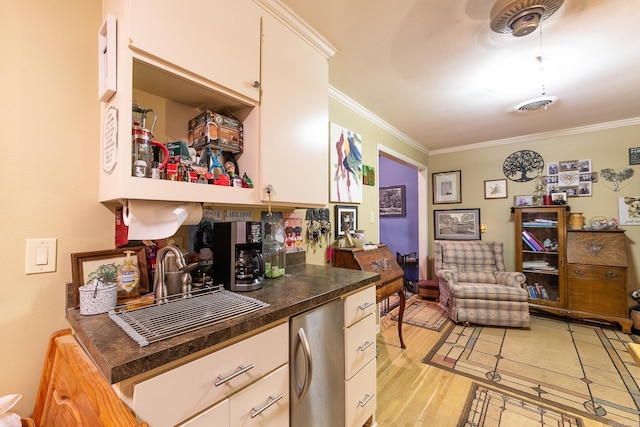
[66,263,379,384]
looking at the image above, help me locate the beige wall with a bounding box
[303,98,430,266]
[428,124,640,303]
[0,0,108,416]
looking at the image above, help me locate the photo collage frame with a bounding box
[544,159,596,197]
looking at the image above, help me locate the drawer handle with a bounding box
[215,364,254,387]
[573,269,585,275]
[250,394,283,418]
[605,271,618,279]
[359,340,374,352]
[358,301,375,311]
[359,393,375,407]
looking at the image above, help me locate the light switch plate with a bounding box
[26,238,57,274]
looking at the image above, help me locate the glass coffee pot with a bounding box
[131,103,169,178]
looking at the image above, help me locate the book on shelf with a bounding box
[522,230,544,251]
[536,283,549,299]
[522,236,537,251]
[527,283,550,299]
[534,218,557,224]
[522,220,557,227]
[523,260,549,267]
[523,260,557,272]
[524,229,544,246]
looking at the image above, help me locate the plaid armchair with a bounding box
[434,240,530,328]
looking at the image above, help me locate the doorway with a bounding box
[377,146,428,281]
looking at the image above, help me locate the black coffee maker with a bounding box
[212,221,265,291]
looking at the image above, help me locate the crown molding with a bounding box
[328,86,430,156]
[255,0,336,59]
[331,84,640,155]
[429,117,640,155]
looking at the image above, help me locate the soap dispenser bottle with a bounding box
[117,250,140,299]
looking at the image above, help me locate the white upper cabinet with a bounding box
[99,0,334,207]
[259,7,333,206]
[128,0,261,103]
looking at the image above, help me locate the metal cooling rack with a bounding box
[109,288,270,347]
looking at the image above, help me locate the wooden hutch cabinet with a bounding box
[566,230,631,333]
[513,206,632,333]
[513,206,569,314]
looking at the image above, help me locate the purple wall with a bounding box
[379,156,418,260]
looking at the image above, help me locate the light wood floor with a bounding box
[375,312,612,427]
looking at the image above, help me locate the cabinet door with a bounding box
[180,399,229,427]
[344,313,376,380]
[129,0,261,102]
[343,285,376,327]
[229,365,289,426]
[260,13,329,205]
[567,264,628,317]
[345,359,376,427]
[132,322,288,427]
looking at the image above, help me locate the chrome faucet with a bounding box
[154,245,188,303]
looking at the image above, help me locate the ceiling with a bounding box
[278,0,640,153]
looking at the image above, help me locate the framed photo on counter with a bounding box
[70,246,149,308]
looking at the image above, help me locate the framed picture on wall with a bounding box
[432,170,461,204]
[434,208,481,240]
[379,185,406,217]
[484,179,508,199]
[335,205,358,238]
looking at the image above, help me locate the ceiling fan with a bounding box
[490,0,565,37]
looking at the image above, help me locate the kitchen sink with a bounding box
[109,287,270,347]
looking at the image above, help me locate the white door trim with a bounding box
[377,144,429,280]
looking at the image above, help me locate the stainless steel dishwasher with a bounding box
[290,298,345,426]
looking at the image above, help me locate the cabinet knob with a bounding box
[605,271,618,279]
[574,269,585,275]
[252,80,260,88]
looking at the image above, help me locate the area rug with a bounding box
[389,297,450,332]
[424,316,640,427]
[458,382,584,427]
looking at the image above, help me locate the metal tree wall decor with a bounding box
[503,150,544,182]
[600,168,634,191]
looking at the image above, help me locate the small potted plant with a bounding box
[88,263,118,286]
[79,263,119,315]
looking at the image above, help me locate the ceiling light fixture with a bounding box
[513,24,559,113]
[490,0,564,37]
[514,95,558,112]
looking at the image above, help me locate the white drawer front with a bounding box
[133,322,288,427]
[344,313,376,380]
[345,359,376,427]
[179,399,229,427]
[230,364,289,426]
[344,285,376,327]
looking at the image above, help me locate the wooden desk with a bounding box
[334,245,406,349]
